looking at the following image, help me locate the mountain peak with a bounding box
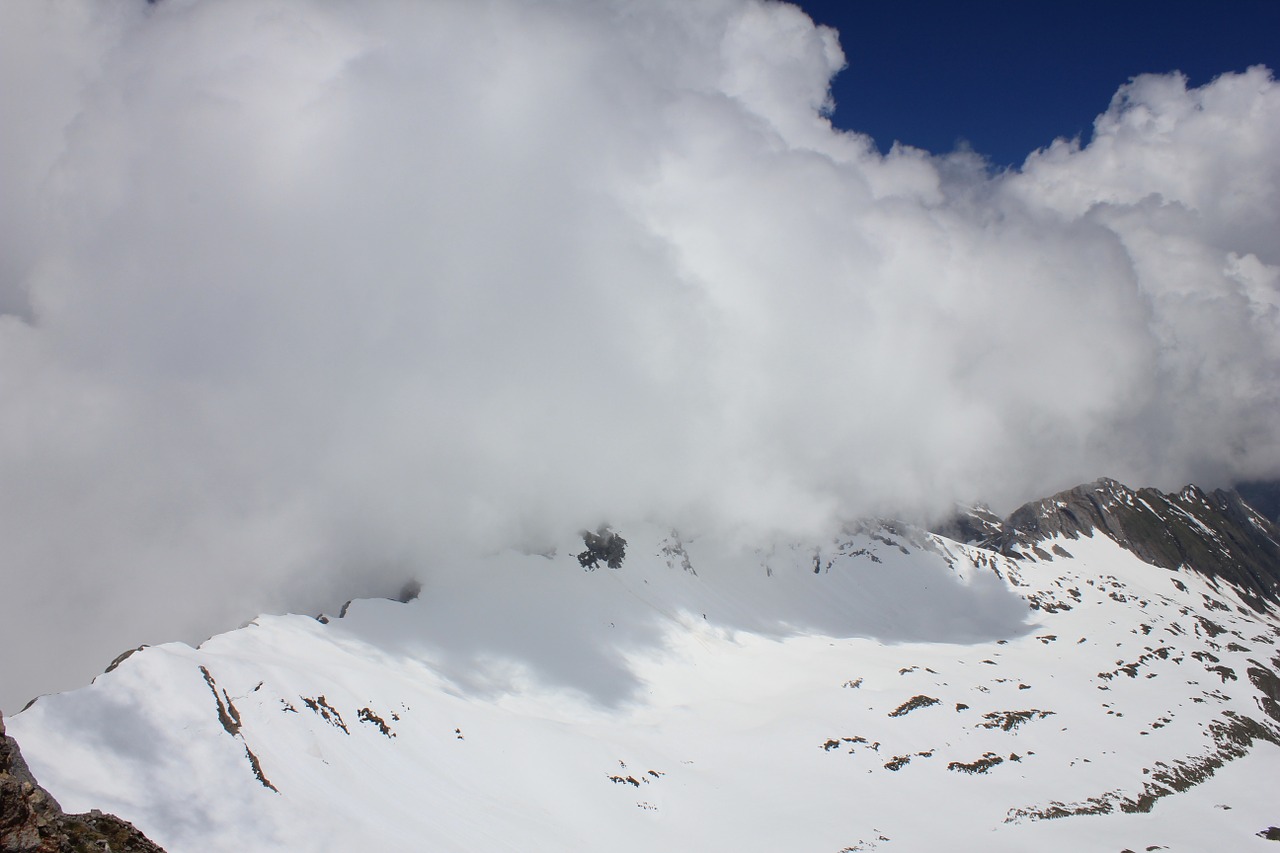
[944,479,1280,610]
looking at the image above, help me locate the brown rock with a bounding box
[1,711,166,852]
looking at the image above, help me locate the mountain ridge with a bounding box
[939,478,1280,609]
[5,477,1280,852]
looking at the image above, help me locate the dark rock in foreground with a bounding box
[1,712,165,853]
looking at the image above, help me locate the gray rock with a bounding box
[974,478,1280,610]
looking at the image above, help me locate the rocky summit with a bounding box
[973,478,1280,608]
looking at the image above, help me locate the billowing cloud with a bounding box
[1,0,1277,710]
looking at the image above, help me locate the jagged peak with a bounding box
[1180,483,1207,501]
[964,479,1280,609]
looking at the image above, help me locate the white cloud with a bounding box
[1,0,1277,710]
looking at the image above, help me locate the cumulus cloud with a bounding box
[0,0,1277,709]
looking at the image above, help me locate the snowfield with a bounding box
[9,524,1280,852]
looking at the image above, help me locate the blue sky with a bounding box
[797,0,1280,166]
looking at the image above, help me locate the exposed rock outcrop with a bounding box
[930,503,1003,545]
[577,525,627,570]
[1,712,165,853]
[952,479,1280,610]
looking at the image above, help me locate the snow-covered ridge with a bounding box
[8,500,1280,852]
[953,478,1280,609]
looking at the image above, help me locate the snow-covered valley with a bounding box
[4,3,1280,850]
[8,483,1280,852]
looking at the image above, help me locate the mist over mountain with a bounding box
[1,0,1278,712]
[7,479,1280,851]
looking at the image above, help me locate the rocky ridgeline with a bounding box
[944,479,1280,610]
[0,712,164,853]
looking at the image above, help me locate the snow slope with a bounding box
[9,523,1280,852]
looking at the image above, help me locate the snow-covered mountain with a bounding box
[6,480,1280,852]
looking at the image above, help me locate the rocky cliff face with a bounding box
[1,712,165,853]
[953,479,1280,610]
